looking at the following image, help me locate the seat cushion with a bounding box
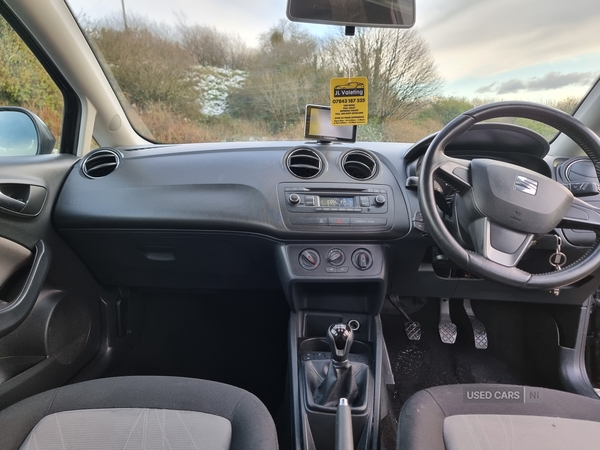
[444,414,600,450]
[0,376,278,450]
[19,408,232,450]
[397,384,600,450]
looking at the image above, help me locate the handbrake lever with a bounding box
[335,398,354,450]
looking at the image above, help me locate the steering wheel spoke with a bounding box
[435,154,471,189]
[470,218,534,267]
[560,197,600,230]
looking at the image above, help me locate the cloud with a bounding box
[417,0,600,81]
[476,71,597,95]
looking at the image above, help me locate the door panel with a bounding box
[0,155,102,409]
[0,236,32,288]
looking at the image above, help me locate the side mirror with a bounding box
[0,107,56,156]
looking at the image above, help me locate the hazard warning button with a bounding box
[328,217,350,226]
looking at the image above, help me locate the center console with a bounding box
[290,311,386,450]
[277,179,395,449]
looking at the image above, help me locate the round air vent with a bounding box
[82,149,120,179]
[342,150,377,180]
[286,148,323,179]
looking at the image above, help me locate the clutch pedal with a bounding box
[438,298,457,344]
[388,295,421,341]
[463,299,488,349]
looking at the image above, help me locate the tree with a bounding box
[0,16,64,139]
[228,21,331,130]
[87,18,199,119]
[321,28,442,122]
[179,24,250,70]
[417,97,474,125]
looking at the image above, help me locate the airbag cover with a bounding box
[471,159,572,234]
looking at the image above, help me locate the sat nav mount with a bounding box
[304,105,357,144]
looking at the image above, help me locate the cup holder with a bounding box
[299,337,370,354]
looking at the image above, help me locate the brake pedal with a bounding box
[438,298,457,344]
[388,295,421,341]
[463,299,488,349]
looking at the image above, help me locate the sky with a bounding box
[66,0,600,102]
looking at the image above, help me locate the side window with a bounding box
[0,14,64,155]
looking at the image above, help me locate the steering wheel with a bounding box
[418,101,600,290]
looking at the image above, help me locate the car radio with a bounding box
[278,183,393,230]
[283,187,388,214]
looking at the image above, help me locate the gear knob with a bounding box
[326,323,354,363]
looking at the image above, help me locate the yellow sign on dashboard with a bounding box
[330,77,368,126]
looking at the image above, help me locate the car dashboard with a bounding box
[53,124,600,310]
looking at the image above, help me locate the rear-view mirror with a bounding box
[287,0,415,28]
[0,107,56,156]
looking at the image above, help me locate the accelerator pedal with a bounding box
[463,299,488,349]
[438,298,457,344]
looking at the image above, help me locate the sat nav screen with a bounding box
[320,197,355,207]
[305,105,356,143]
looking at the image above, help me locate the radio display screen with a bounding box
[319,197,355,207]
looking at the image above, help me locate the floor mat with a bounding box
[105,289,291,416]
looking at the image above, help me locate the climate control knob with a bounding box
[352,249,373,271]
[327,248,345,266]
[299,249,320,270]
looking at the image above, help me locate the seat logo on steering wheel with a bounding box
[514,175,539,196]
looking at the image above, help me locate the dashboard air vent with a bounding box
[286,148,323,179]
[342,150,377,180]
[82,149,120,179]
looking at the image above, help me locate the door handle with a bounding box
[0,183,47,216]
[0,190,27,212]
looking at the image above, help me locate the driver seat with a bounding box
[0,376,278,450]
[398,384,600,450]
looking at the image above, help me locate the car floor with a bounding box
[100,290,562,450]
[102,289,292,445]
[379,298,558,449]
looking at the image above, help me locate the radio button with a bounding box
[314,207,323,211]
[359,196,370,207]
[351,218,387,226]
[322,207,331,212]
[328,217,350,226]
[305,195,315,206]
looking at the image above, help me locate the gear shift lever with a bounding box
[313,323,360,407]
[326,323,354,364]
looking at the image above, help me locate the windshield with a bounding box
[67,0,600,144]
